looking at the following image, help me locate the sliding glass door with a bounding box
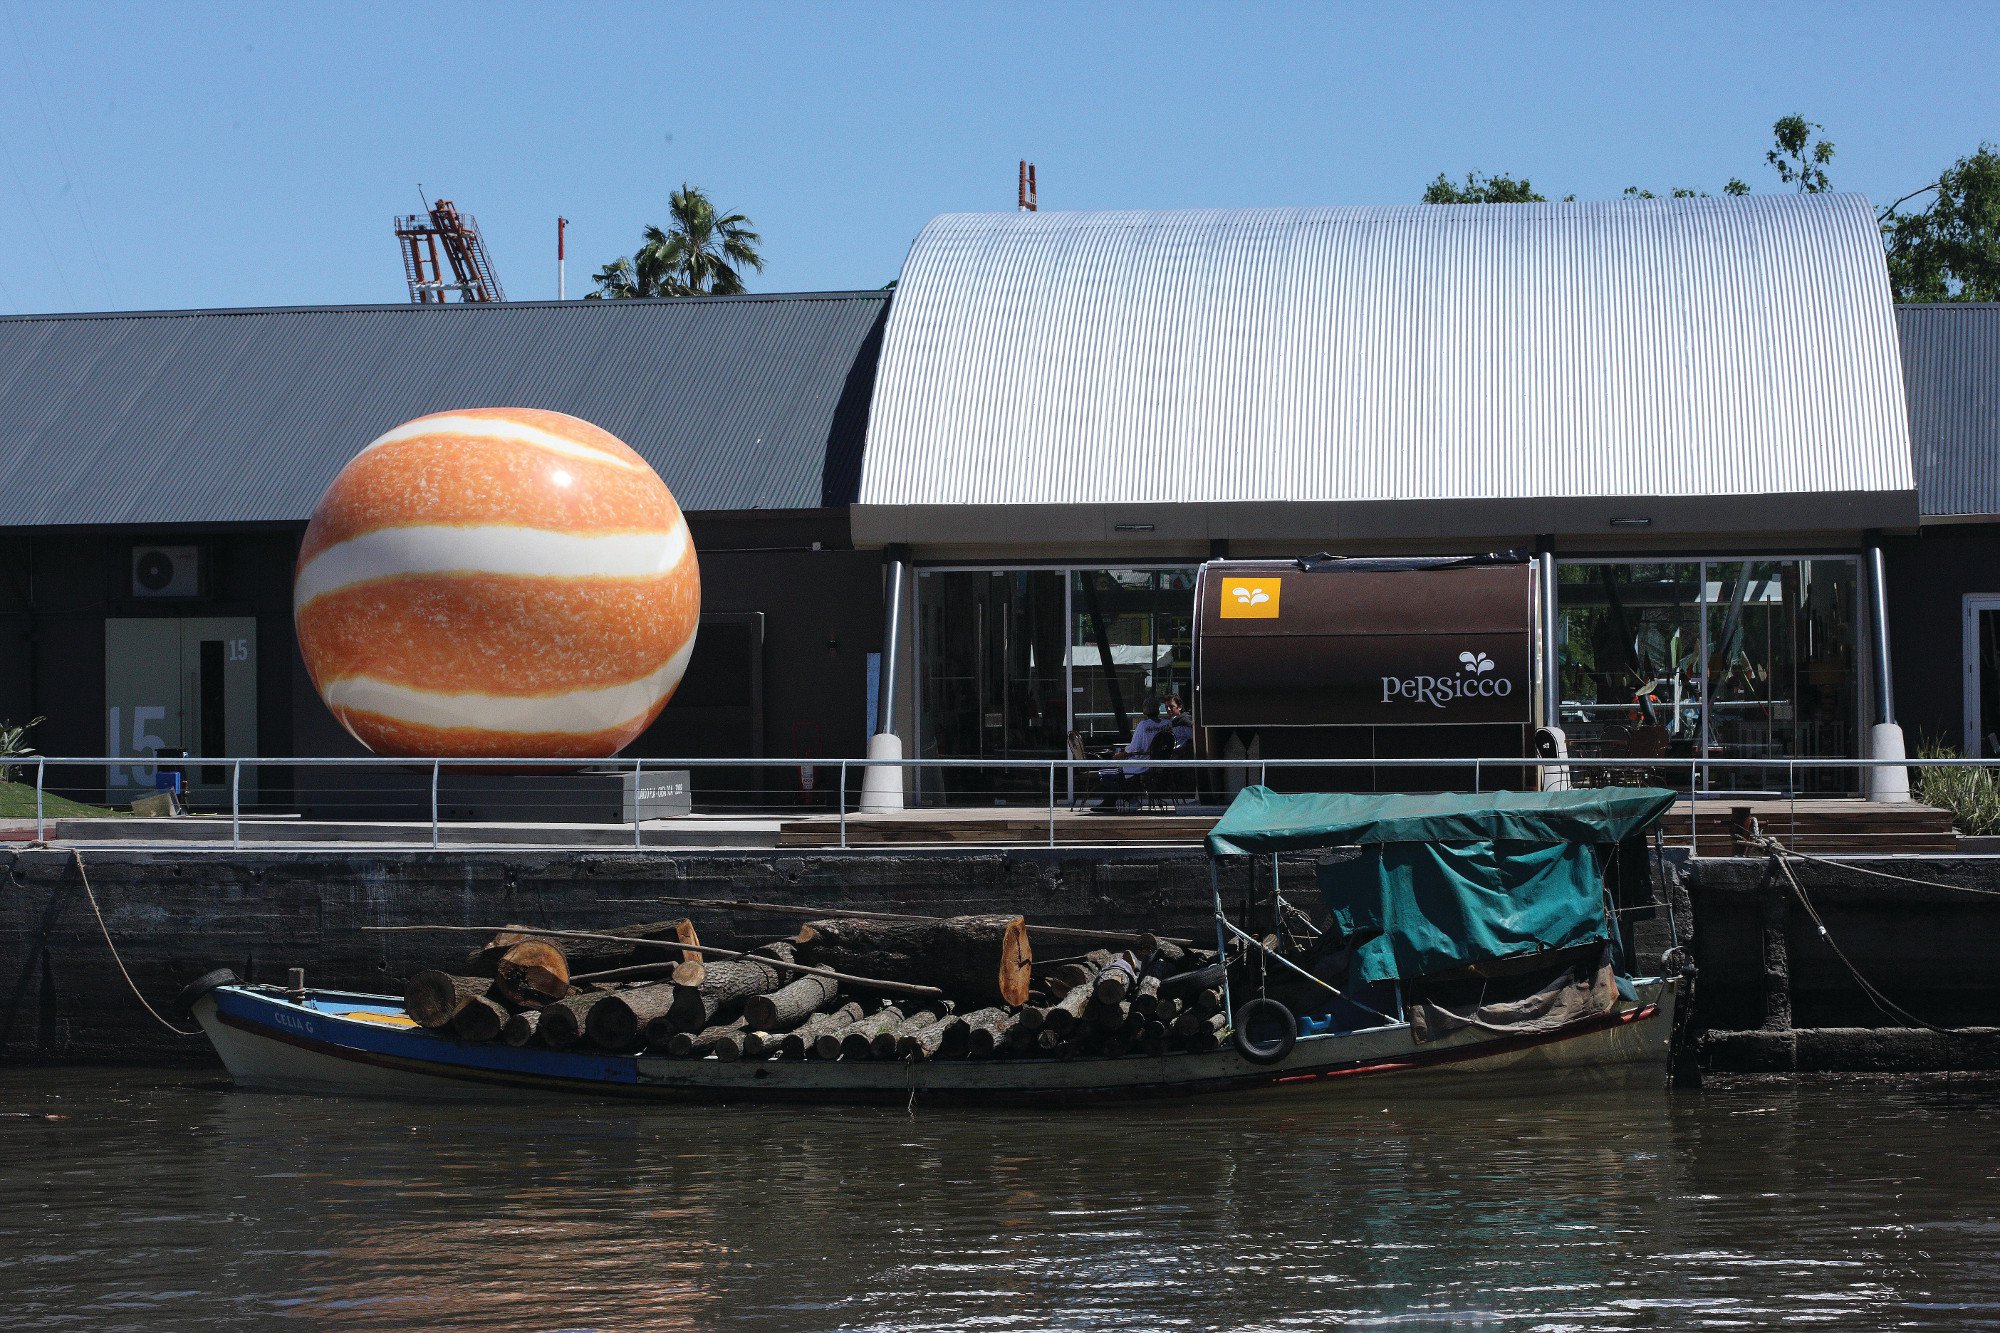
[915,565,1195,803]
[1556,558,1860,791]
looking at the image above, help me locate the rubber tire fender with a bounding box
[174,967,239,1015]
[1232,997,1297,1065]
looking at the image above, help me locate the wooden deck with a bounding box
[777,798,1958,854]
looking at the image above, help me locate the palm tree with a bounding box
[588,185,763,299]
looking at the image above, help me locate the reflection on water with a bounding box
[1,1070,1998,1330]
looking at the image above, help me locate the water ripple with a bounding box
[1,1071,1998,1330]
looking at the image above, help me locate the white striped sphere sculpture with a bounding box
[293,408,700,759]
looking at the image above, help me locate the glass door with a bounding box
[1556,558,1859,791]
[1702,560,1859,791]
[916,570,1067,801]
[1067,569,1196,748]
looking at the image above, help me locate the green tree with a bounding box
[1422,171,1545,203]
[1881,145,2000,301]
[589,184,764,299]
[1766,114,1835,192]
[588,246,676,300]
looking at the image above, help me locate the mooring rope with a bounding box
[1754,841,2000,898]
[67,848,200,1038]
[1751,835,1967,1036]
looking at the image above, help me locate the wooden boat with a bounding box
[187,785,1688,1104]
[188,974,1674,1104]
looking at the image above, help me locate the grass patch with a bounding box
[1913,743,2000,837]
[0,779,122,819]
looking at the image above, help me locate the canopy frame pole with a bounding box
[1215,915,1399,1024]
[1209,861,1235,1024]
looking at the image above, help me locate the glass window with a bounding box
[915,566,1195,804]
[917,569,1067,756]
[1068,569,1195,745]
[1556,558,1859,792]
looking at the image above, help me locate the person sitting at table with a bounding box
[1095,698,1174,795]
[1165,693,1192,752]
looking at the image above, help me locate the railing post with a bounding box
[838,761,848,850]
[1048,761,1057,848]
[1473,757,1481,793]
[430,759,441,851]
[633,757,644,848]
[1689,756,1700,854]
[1788,759,1797,852]
[231,760,242,850]
[34,757,44,842]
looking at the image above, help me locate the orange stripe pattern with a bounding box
[294,408,700,759]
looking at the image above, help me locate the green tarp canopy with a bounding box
[1204,787,1678,856]
[1206,787,1678,985]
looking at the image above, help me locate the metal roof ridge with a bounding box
[0,289,892,323]
[919,193,1875,223]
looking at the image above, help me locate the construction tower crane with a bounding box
[394,199,506,303]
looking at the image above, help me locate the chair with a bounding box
[1133,728,1184,811]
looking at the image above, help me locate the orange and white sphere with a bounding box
[294,408,699,758]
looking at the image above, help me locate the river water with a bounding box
[1,1070,1997,1330]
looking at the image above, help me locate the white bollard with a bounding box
[1867,722,1911,804]
[858,733,906,813]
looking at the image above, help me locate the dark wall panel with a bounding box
[1885,524,2000,750]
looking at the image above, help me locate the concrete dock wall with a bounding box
[4,844,1996,1072]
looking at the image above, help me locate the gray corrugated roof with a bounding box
[0,291,888,527]
[858,195,1916,545]
[1897,303,2000,519]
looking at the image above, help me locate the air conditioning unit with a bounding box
[131,545,202,598]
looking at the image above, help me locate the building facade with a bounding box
[856,195,1921,795]
[1,196,1995,809]
[0,293,889,811]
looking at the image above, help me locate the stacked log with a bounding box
[539,993,602,1049]
[796,915,1032,1008]
[901,1013,970,1061]
[450,994,510,1043]
[782,1002,864,1059]
[404,972,487,1029]
[744,972,840,1033]
[667,948,793,1032]
[664,1017,746,1057]
[396,908,1253,1064]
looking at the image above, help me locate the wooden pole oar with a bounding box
[601,894,1194,948]
[360,925,944,1001]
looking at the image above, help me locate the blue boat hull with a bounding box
[194,980,1677,1106]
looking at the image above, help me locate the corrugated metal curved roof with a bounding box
[0,292,887,527]
[857,194,1915,544]
[1897,303,2000,519]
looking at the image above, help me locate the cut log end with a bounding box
[404,971,486,1029]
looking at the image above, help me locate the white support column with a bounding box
[1865,542,1909,803]
[860,550,908,813]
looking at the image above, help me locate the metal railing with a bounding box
[15,752,1997,852]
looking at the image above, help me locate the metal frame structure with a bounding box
[394,200,506,304]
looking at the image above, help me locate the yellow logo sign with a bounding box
[1219,577,1281,618]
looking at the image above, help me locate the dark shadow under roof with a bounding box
[0,291,888,528]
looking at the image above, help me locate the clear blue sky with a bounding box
[1,1,1995,314]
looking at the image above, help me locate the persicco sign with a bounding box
[1381,652,1517,709]
[1194,558,1536,729]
